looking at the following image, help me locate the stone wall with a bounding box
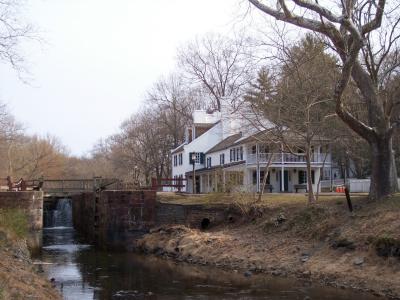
[72,190,156,249]
[156,202,230,229]
[71,192,95,241]
[0,191,44,230]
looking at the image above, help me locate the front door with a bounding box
[195,176,201,193]
[280,170,289,192]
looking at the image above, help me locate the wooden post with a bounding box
[345,186,353,212]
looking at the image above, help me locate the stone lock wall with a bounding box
[156,202,229,229]
[0,191,44,230]
[72,190,156,249]
[71,192,95,241]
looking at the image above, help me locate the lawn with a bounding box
[157,191,370,208]
[0,209,28,238]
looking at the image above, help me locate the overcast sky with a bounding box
[0,0,248,156]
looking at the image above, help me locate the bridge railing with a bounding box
[2,177,148,193]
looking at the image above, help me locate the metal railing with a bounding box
[246,153,331,164]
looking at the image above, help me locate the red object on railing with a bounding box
[5,176,43,191]
[335,185,345,193]
[7,176,27,191]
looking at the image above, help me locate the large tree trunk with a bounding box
[338,62,399,200]
[369,136,399,199]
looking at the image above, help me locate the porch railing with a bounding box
[246,153,331,165]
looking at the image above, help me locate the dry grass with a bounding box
[0,209,28,238]
[157,191,369,208]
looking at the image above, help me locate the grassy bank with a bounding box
[0,209,28,238]
[140,192,400,299]
[0,209,61,300]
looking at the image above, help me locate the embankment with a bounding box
[138,194,400,299]
[0,209,61,300]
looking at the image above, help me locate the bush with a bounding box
[0,209,28,238]
[373,236,400,258]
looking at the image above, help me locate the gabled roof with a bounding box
[232,129,331,147]
[171,144,185,155]
[205,133,242,154]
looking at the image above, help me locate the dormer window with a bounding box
[230,146,243,162]
[220,153,225,165]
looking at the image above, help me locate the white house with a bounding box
[171,109,332,194]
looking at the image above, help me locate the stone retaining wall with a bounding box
[0,191,43,230]
[156,202,230,229]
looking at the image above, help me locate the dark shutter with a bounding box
[200,153,205,164]
[189,152,194,164]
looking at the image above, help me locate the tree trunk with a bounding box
[257,152,274,202]
[369,136,399,199]
[306,145,316,203]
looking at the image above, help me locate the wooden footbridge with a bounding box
[3,177,130,198]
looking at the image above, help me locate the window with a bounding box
[229,146,244,162]
[178,153,183,165]
[206,157,212,168]
[251,145,257,154]
[220,153,225,165]
[298,170,315,184]
[173,155,177,167]
[189,152,203,164]
[252,170,270,184]
[298,170,306,184]
[195,153,201,164]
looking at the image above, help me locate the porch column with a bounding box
[256,143,260,193]
[207,173,209,193]
[223,170,226,192]
[214,170,217,192]
[281,143,285,192]
[329,144,333,192]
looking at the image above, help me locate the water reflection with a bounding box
[35,227,381,300]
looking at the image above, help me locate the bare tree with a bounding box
[9,134,69,179]
[178,32,254,111]
[147,73,203,148]
[248,0,399,199]
[245,36,339,203]
[0,0,34,73]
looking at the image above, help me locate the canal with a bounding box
[35,199,380,300]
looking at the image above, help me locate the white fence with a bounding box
[321,178,400,193]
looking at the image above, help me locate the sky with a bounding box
[0,0,248,156]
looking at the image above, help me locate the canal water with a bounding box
[36,199,380,300]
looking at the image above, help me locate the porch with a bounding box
[192,165,322,194]
[246,153,331,165]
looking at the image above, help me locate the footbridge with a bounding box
[28,177,127,198]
